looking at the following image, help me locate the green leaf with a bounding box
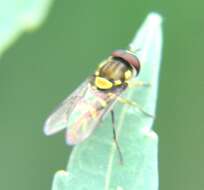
[0,0,54,57]
[52,12,163,190]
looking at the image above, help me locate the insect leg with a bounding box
[117,97,155,118]
[110,110,123,164]
[126,80,151,88]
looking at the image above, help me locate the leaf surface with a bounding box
[0,0,54,57]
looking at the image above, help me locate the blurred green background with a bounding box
[0,0,203,190]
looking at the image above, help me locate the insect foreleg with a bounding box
[110,110,123,165]
[126,80,151,88]
[117,97,155,118]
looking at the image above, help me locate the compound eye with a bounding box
[112,49,140,75]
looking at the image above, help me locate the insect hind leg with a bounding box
[110,110,123,164]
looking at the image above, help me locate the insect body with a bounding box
[44,50,140,148]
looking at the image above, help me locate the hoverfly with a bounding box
[44,49,141,163]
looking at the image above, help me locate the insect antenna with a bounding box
[110,110,123,164]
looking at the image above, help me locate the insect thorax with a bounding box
[93,57,135,90]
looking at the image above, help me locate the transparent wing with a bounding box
[65,86,124,145]
[66,101,108,145]
[43,78,91,136]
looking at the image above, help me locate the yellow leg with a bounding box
[117,96,155,118]
[126,80,151,88]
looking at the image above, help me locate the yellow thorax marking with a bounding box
[95,77,113,89]
[95,70,100,76]
[124,70,132,80]
[114,80,122,86]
